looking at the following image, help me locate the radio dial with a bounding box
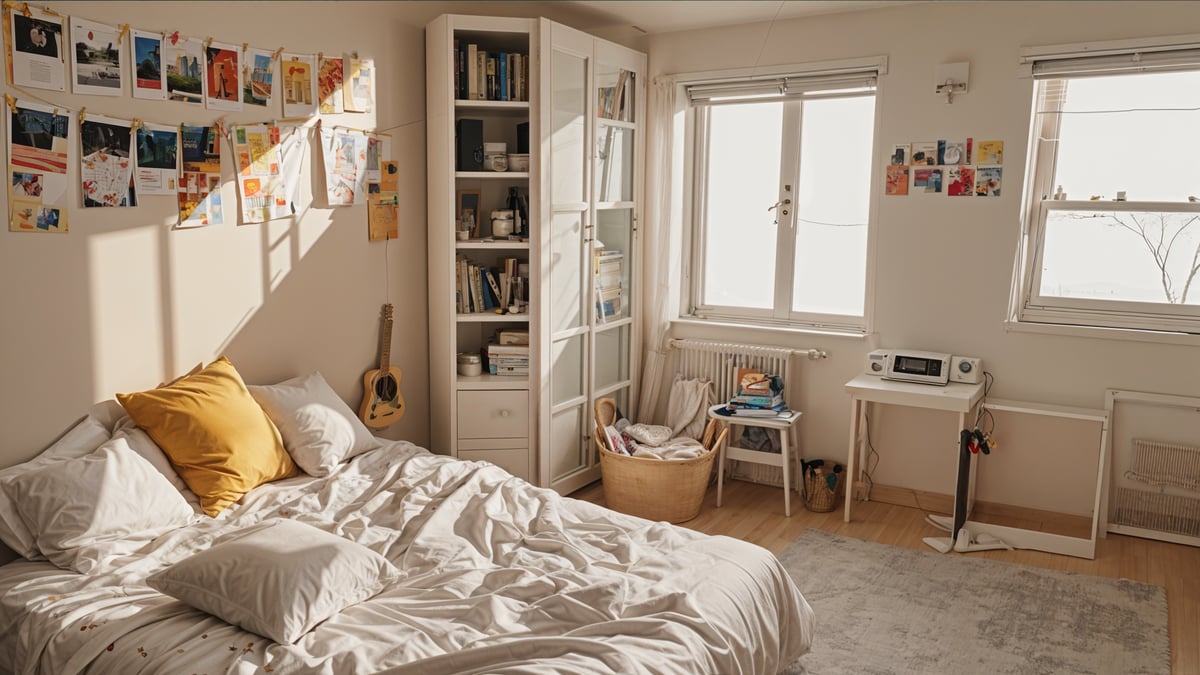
[870,362,883,372]
[958,360,973,373]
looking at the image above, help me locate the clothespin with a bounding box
[78,106,86,123]
[351,50,359,60]
[168,31,180,46]
[317,51,324,63]
[117,24,130,45]
[20,2,32,17]
[130,118,143,132]
[241,42,249,54]
[4,94,17,114]
[203,37,213,50]
[271,47,284,63]
[213,116,227,138]
[38,4,59,17]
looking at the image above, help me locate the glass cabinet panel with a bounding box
[596,124,634,203]
[551,334,585,405]
[551,50,586,205]
[593,325,630,391]
[550,406,585,481]
[594,209,631,322]
[595,63,634,123]
[550,211,586,333]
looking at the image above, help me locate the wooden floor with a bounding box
[571,478,1200,674]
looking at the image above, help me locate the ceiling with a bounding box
[562,1,914,36]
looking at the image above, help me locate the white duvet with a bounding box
[0,442,812,674]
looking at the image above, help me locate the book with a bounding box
[467,44,479,100]
[714,404,791,418]
[497,328,529,345]
[483,267,502,307]
[729,393,785,408]
[498,52,508,101]
[486,343,530,355]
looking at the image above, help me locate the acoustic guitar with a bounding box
[359,303,405,428]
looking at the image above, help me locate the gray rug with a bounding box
[778,530,1169,675]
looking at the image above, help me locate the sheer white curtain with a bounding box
[635,77,682,424]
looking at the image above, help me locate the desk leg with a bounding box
[844,397,861,522]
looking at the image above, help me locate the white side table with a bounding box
[708,405,804,517]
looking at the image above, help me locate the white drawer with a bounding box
[459,447,530,482]
[457,390,528,439]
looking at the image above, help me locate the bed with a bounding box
[0,360,813,675]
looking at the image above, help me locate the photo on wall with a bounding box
[205,40,242,112]
[910,141,937,166]
[130,28,166,100]
[243,47,275,107]
[163,35,204,104]
[946,166,975,196]
[281,53,317,117]
[70,17,124,96]
[975,167,1002,197]
[80,115,135,208]
[135,122,179,196]
[913,167,943,194]
[9,8,66,91]
[8,101,70,232]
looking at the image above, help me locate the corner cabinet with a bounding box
[427,15,644,495]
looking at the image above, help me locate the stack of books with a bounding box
[595,249,623,322]
[487,329,529,376]
[717,367,789,417]
[454,40,529,102]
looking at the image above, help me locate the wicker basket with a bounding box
[802,463,844,513]
[595,432,716,523]
[592,398,718,523]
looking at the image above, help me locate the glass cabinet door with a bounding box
[544,23,595,492]
[589,45,641,432]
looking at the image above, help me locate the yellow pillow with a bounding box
[117,357,297,517]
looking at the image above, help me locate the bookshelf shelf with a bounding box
[456,171,530,180]
[455,100,530,111]
[456,240,531,250]
[455,311,530,322]
[455,374,533,390]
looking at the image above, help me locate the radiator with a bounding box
[668,339,826,488]
[1110,438,1200,541]
[1125,438,1200,491]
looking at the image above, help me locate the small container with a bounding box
[457,353,482,376]
[507,153,530,172]
[491,209,515,237]
[484,142,508,171]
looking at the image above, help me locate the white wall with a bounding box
[650,1,1200,515]
[0,1,619,466]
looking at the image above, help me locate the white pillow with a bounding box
[0,415,111,560]
[248,372,380,477]
[6,437,196,573]
[146,519,400,644]
[112,417,202,512]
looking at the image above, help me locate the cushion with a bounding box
[117,356,298,517]
[146,519,400,644]
[0,415,111,560]
[248,372,380,477]
[5,437,196,573]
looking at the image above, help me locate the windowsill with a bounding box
[671,316,869,341]
[1004,319,1200,347]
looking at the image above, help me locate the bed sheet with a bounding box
[0,441,812,674]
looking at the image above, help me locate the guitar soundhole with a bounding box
[374,374,398,401]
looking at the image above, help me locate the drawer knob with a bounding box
[499,409,511,418]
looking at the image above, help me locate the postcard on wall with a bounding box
[178,124,223,227]
[69,18,124,96]
[8,101,70,232]
[242,47,274,108]
[135,122,179,196]
[936,140,965,166]
[976,140,1004,165]
[975,167,1002,197]
[80,115,134,207]
[343,56,374,112]
[320,126,367,206]
[367,160,399,241]
[364,136,383,183]
[910,142,936,166]
[281,53,316,117]
[231,124,294,223]
[888,144,909,166]
[884,165,909,196]
[946,166,975,196]
[162,34,204,104]
[8,7,66,91]
[317,55,344,114]
[205,40,242,112]
[913,167,943,194]
[129,29,166,100]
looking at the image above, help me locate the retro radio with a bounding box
[865,349,982,386]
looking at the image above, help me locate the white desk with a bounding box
[709,405,803,516]
[843,374,984,523]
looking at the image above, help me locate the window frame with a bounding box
[1014,36,1200,336]
[679,60,884,334]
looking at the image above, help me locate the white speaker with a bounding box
[949,356,982,384]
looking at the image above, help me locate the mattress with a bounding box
[0,441,812,674]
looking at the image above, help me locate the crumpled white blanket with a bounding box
[623,423,673,446]
[630,436,708,460]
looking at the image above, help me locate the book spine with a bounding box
[499,53,508,101]
[467,44,479,101]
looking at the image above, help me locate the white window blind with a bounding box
[686,69,877,105]
[1024,36,1200,79]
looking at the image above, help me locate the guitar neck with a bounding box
[378,309,393,372]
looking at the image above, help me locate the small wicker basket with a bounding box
[802,463,844,513]
[593,398,718,524]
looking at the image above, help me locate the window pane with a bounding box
[1052,71,1200,202]
[701,102,782,309]
[1039,209,1200,305]
[792,95,874,315]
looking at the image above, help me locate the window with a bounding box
[1016,41,1200,334]
[684,65,879,331]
